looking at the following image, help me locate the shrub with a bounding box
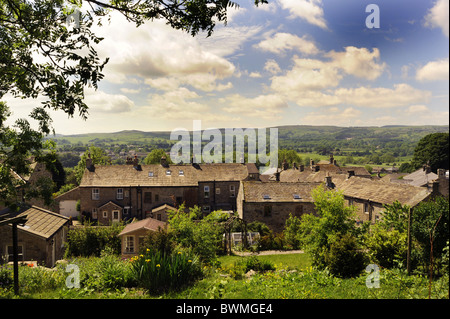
[325,233,367,278]
[365,225,407,269]
[283,214,302,250]
[65,223,124,257]
[0,266,13,289]
[130,249,202,294]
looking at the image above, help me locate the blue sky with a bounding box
[5,0,449,134]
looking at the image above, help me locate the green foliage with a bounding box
[380,200,410,233]
[299,184,361,270]
[325,233,367,278]
[411,196,449,272]
[74,145,111,183]
[365,226,407,269]
[130,249,202,294]
[141,227,176,256]
[168,205,225,263]
[278,149,302,167]
[411,133,449,171]
[283,214,302,249]
[64,223,124,257]
[143,148,172,164]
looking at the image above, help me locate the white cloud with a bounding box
[264,59,282,74]
[255,32,319,55]
[278,0,328,30]
[94,16,236,92]
[325,47,386,80]
[302,107,362,126]
[223,94,288,119]
[334,84,432,108]
[424,0,449,37]
[415,58,449,82]
[84,90,135,113]
[406,105,430,114]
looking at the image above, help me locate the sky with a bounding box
[4,0,450,134]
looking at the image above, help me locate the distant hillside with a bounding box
[49,125,449,158]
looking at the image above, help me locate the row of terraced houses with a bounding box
[1,154,448,266]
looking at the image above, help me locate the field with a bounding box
[1,252,448,300]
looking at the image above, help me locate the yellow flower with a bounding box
[146,248,150,252]
[145,259,150,263]
[188,260,192,263]
[139,254,144,258]
[156,264,161,267]
[178,251,182,254]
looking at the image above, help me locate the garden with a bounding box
[0,187,448,299]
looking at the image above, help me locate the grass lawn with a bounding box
[218,252,311,271]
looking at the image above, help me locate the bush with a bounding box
[365,226,407,269]
[141,227,176,255]
[283,214,302,250]
[65,223,124,257]
[130,249,202,294]
[0,266,13,289]
[257,232,285,251]
[325,233,367,278]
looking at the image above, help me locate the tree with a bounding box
[411,133,449,172]
[1,0,268,207]
[73,145,110,183]
[144,149,173,165]
[298,184,363,269]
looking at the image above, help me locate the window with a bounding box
[204,186,210,198]
[166,170,171,176]
[92,188,99,200]
[124,190,129,198]
[156,213,162,221]
[123,206,130,215]
[230,185,236,197]
[144,192,152,204]
[263,194,271,200]
[7,245,23,262]
[293,194,301,200]
[117,188,123,200]
[92,208,98,219]
[112,210,120,221]
[125,236,134,253]
[216,188,221,195]
[264,205,272,217]
[148,171,154,177]
[348,199,354,206]
[102,211,108,218]
[364,202,370,214]
[179,170,184,176]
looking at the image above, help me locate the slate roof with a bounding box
[241,181,320,202]
[80,163,254,187]
[335,176,431,207]
[401,168,438,187]
[118,217,167,236]
[16,206,70,239]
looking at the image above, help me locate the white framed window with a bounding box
[166,170,171,176]
[123,206,130,215]
[148,171,154,177]
[117,188,123,200]
[112,210,120,221]
[216,188,221,195]
[124,190,129,198]
[125,236,134,253]
[102,211,108,218]
[92,188,99,200]
[179,170,184,176]
[204,186,210,198]
[230,185,236,197]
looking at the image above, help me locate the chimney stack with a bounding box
[282,159,289,170]
[275,170,280,182]
[325,173,333,188]
[161,156,168,168]
[347,170,355,179]
[86,153,94,172]
[329,154,334,164]
[299,164,305,172]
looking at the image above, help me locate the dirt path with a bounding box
[232,250,304,256]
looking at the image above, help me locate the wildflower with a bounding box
[146,248,150,252]
[145,259,150,263]
[140,254,144,258]
[156,264,161,267]
[188,260,192,263]
[178,251,182,254]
